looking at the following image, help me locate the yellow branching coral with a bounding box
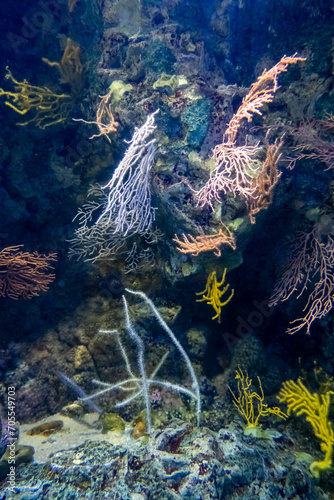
[277,378,334,477]
[196,268,234,323]
[229,367,287,431]
[42,38,83,96]
[0,67,71,129]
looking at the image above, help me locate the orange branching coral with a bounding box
[42,38,83,96]
[173,226,236,257]
[247,135,283,223]
[73,89,119,142]
[225,54,306,143]
[0,245,57,299]
[0,67,71,129]
[195,54,305,208]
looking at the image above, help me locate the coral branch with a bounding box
[0,67,71,129]
[42,38,83,96]
[195,54,305,209]
[270,225,334,334]
[247,135,283,223]
[0,245,57,299]
[196,141,260,208]
[173,226,236,257]
[73,89,119,143]
[196,269,234,323]
[225,54,305,142]
[70,111,158,262]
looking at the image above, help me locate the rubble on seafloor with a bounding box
[1,418,331,500]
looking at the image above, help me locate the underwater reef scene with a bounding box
[0,0,334,497]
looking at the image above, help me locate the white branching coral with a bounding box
[69,110,159,261]
[79,289,201,434]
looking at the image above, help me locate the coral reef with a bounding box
[0,0,334,497]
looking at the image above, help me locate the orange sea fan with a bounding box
[0,245,57,299]
[225,54,306,143]
[173,227,236,257]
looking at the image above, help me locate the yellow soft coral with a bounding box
[229,366,286,434]
[42,38,83,96]
[277,378,334,477]
[0,67,71,129]
[196,268,234,323]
